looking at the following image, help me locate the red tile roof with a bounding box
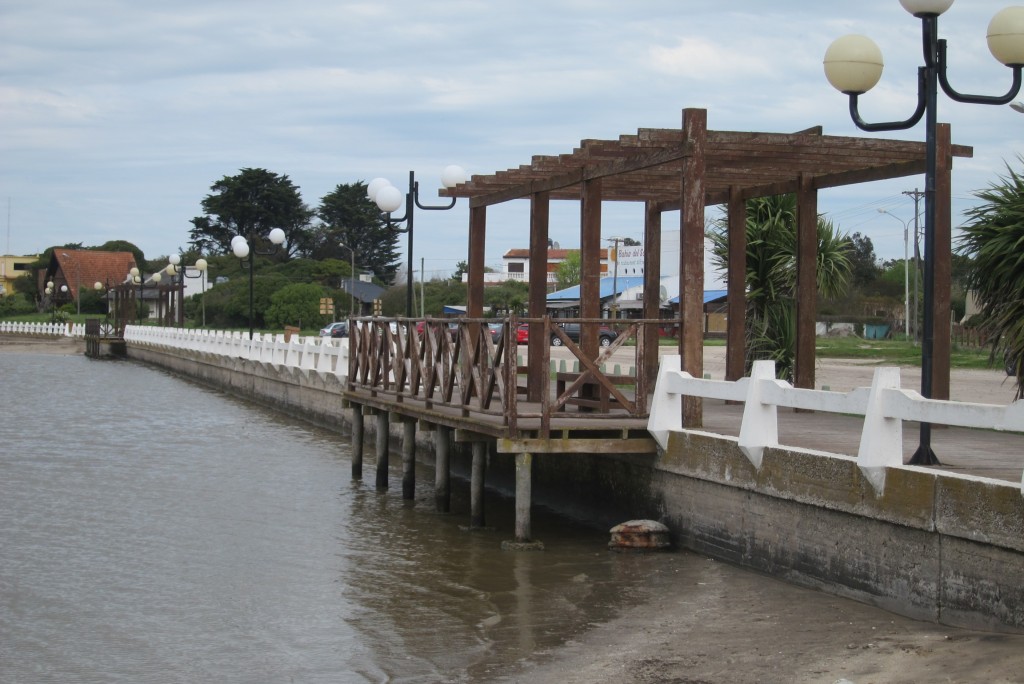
[53,250,138,300]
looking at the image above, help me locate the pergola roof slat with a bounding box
[443,125,972,208]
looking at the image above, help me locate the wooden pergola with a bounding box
[442,107,972,426]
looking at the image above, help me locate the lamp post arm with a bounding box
[936,40,1023,105]
[847,68,928,132]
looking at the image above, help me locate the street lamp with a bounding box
[824,1,1024,465]
[231,228,286,339]
[166,254,209,328]
[128,267,143,324]
[367,165,467,317]
[878,209,913,340]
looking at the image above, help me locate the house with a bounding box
[43,250,138,310]
[339,278,386,317]
[463,248,612,285]
[0,254,37,298]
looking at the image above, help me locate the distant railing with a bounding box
[124,325,349,377]
[648,358,1024,493]
[0,320,84,337]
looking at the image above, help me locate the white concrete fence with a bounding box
[0,321,86,336]
[648,358,1024,494]
[124,325,349,377]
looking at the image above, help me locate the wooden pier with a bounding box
[343,317,658,547]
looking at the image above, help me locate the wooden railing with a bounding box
[346,316,657,436]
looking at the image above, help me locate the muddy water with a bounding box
[0,352,690,683]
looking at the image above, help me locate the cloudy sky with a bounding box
[3,0,1023,283]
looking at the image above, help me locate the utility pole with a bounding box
[903,189,925,344]
[605,236,625,319]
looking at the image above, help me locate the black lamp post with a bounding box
[824,0,1024,465]
[166,254,209,328]
[231,228,286,339]
[367,166,467,317]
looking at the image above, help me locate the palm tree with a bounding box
[958,160,1024,400]
[707,194,852,381]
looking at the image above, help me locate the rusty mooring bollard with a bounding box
[608,519,671,552]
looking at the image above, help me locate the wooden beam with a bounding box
[643,201,662,391]
[726,186,746,382]
[466,206,486,318]
[794,173,817,392]
[580,178,603,356]
[528,192,550,403]
[680,108,706,428]
[466,142,694,208]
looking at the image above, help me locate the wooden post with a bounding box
[466,206,487,318]
[528,192,551,402]
[434,426,451,513]
[470,442,486,528]
[726,186,746,382]
[401,419,415,500]
[932,123,952,401]
[680,108,706,427]
[643,201,662,390]
[580,177,603,355]
[795,173,817,392]
[375,412,389,490]
[351,404,364,479]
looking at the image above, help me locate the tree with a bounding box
[315,182,401,282]
[95,240,146,267]
[451,260,469,282]
[555,251,581,290]
[958,160,1024,399]
[265,283,328,329]
[847,232,881,287]
[484,281,528,315]
[708,194,852,381]
[189,168,313,259]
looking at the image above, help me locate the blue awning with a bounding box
[667,289,728,305]
[547,276,646,301]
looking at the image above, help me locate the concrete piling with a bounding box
[434,426,451,513]
[470,442,486,528]
[501,452,544,551]
[375,412,389,489]
[351,405,364,480]
[402,420,415,500]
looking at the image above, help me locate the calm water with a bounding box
[0,352,682,683]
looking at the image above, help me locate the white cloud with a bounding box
[1,0,1022,270]
[648,37,773,81]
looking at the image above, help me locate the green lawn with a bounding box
[813,337,995,370]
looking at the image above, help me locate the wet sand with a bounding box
[495,552,1024,684]
[0,335,85,354]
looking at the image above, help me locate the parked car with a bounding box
[320,321,348,338]
[416,320,459,341]
[550,323,618,347]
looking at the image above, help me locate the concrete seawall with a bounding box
[126,343,1024,633]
